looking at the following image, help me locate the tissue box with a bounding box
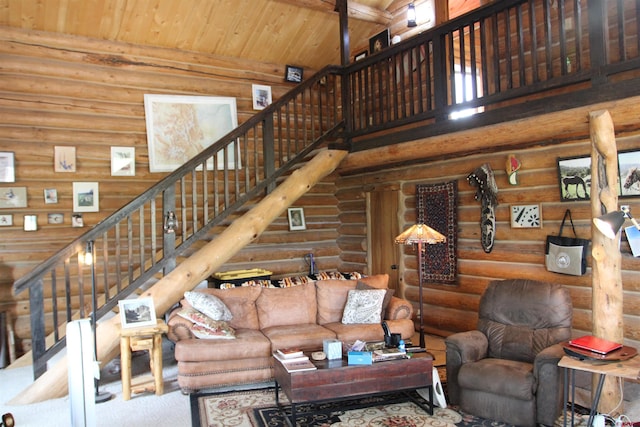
[347,351,373,365]
[323,339,342,360]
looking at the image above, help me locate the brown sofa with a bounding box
[167,274,415,393]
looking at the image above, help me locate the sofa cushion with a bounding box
[174,329,271,362]
[341,289,386,324]
[356,281,394,318]
[315,279,358,325]
[358,273,389,289]
[176,308,236,339]
[184,291,233,321]
[203,286,263,330]
[256,282,317,329]
[261,323,336,351]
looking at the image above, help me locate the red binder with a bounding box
[568,335,623,355]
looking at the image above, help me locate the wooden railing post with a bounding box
[587,0,609,84]
[263,114,276,193]
[433,32,448,121]
[29,279,46,378]
[163,189,177,275]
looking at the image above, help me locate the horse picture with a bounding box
[557,156,591,201]
[619,150,640,197]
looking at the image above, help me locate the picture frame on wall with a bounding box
[44,188,58,204]
[72,182,99,212]
[510,204,542,228]
[118,297,157,328]
[54,146,76,172]
[144,94,239,172]
[252,84,272,110]
[285,65,303,83]
[111,147,136,176]
[24,215,37,231]
[618,149,640,197]
[72,214,84,227]
[354,50,368,62]
[287,207,306,231]
[369,29,390,54]
[0,214,12,226]
[557,156,591,201]
[0,187,27,208]
[47,213,64,224]
[0,152,15,183]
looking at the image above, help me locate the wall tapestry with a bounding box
[416,181,458,284]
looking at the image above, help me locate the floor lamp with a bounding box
[395,223,446,349]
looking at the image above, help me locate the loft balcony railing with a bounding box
[13,0,640,380]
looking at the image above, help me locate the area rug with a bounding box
[191,387,515,427]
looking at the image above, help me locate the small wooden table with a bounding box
[559,350,640,427]
[119,319,168,401]
[274,352,434,426]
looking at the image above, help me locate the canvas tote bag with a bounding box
[545,209,590,276]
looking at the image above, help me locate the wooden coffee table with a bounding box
[274,352,434,426]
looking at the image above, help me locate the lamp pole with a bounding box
[417,240,425,349]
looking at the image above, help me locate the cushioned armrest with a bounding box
[385,296,413,320]
[533,343,566,426]
[166,305,196,342]
[445,330,488,404]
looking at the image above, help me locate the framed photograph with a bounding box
[72,214,84,227]
[73,182,99,212]
[287,207,306,231]
[285,65,303,83]
[144,94,239,172]
[54,146,76,172]
[48,213,64,224]
[23,215,37,231]
[354,50,368,62]
[0,187,27,208]
[510,204,542,228]
[0,214,12,226]
[369,29,390,54]
[557,156,591,201]
[252,84,272,110]
[44,188,58,204]
[119,297,157,328]
[111,147,136,176]
[619,149,640,197]
[0,152,15,182]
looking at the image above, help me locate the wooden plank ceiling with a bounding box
[0,0,431,70]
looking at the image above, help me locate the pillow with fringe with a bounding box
[184,291,233,321]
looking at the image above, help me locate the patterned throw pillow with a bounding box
[184,291,233,321]
[356,281,395,318]
[341,289,386,324]
[176,308,236,339]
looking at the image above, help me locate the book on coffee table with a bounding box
[373,348,406,362]
[276,347,304,359]
[282,358,317,372]
[273,352,309,364]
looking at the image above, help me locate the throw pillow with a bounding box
[184,291,233,321]
[356,281,395,318]
[341,289,386,324]
[176,308,236,339]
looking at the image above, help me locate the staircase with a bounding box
[11,0,640,402]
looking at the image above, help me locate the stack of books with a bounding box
[274,348,317,372]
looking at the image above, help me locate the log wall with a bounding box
[336,134,640,348]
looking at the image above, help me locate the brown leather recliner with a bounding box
[445,279,573,427]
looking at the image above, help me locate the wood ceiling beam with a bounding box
[274,0,393,25]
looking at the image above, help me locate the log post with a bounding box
[589,109,624,414]
[9,148,348,404]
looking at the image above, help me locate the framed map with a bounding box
[144,95,238,173]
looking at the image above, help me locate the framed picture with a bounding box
[0,187,27,208]
[54,146,76,172]
[0,152,15,182]
[252,84,272,110]
[23,215,37,231]
[369,29,390,54]
[72,214,84,227]
[111,147,136,176]
[557,156,591,201]
[48,213,64,224]
[287,207,306,231]
[354,50,368,62]
[144,94,239,172]
[118,297,157,328]
[619,149,640,197]
[0,214,12,226]
[510,204,542,228]
[44,188,58,204]
[285,65,303,83]
[73,182,99,212]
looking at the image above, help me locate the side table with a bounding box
[559,351,640,427]
[119,319,168,401]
